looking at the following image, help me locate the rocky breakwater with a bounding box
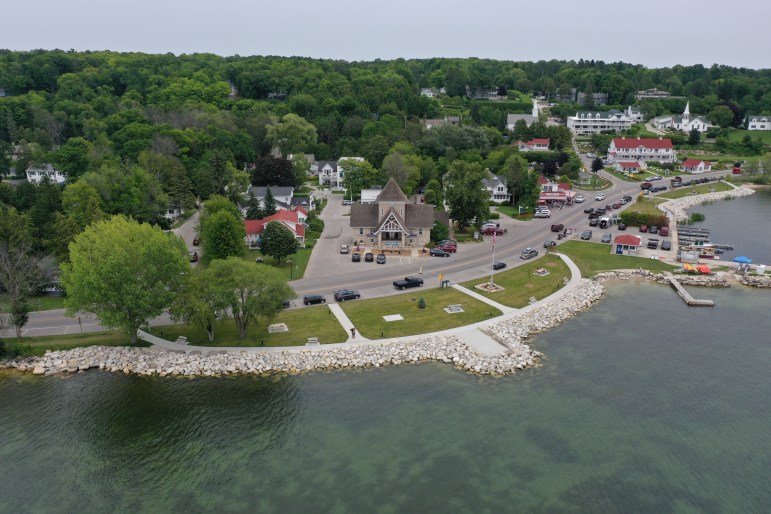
[737,274,771,288]
[483,278,605,348]
[658,185,755,222]
[1,333,546,378]
[593,269,731,287]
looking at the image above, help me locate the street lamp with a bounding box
[288,259,293,280]
[518,205,524,216]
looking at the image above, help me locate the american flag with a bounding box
[492,232,496,251]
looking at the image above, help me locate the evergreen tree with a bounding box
[245,191,264,220]
[263,187,277,217]
[688,128,701,146]
[167,163,196,211]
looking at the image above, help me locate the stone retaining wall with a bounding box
[593,269,731,287]
[658,185,755,222]
[737,274,771,288]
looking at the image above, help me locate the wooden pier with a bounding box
[665,274,715,306]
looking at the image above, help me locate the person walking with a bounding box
[350,327,356,338]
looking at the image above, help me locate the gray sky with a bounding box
[3,0,769,69]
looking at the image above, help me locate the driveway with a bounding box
[303,191,349,279]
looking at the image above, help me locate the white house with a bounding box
[506,99,539,130]
[653,102,711,133]
[745,115,771,131]
[318,161,339,187]
[243,185,295,215]
[420,88,436,98]
[625,106,644,122]
[615,161,646,174]
[681,159,712,174]
[482,174,511,204]
[566,109,634,135]
[607,137,676,163]
[517,138,550,152]
[25,164,66,184]
[635,88,671,100]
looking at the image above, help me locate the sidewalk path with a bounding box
[137,253,583,354]
[327,302,369,341]
[450,284,517,314]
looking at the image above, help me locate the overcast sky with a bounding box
[3,0,769,69]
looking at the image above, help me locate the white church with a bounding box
[653,102,712,133]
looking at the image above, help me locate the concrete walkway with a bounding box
[327,302,369,341]
[450,284,517,314]
[138,253,584,355]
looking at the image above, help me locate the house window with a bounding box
[370,239,374,244]
[359,228,363,235]
[419,229,422,235]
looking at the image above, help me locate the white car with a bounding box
[587,153,596,158]
[533,210,551,218]
[575,194,585,203]
[595,194,606,201]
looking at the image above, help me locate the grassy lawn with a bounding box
[726,129,771,145]
[240,247,312,280]
[157,304,348,347]
[557,240,677,277]
[623,196,666,216]
[6,331,147,357]
[460,254,571,308]
[1,295,67,312]
[605,169,641,182]
[339,288,501,339]
[494,205,533,220]
[657,181,733,199]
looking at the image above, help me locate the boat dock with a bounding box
[665,273,715,306]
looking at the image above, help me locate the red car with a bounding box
[639,225,648,233]
[437,243,457,253]
[659,226,669,236]
[480,227,504,235]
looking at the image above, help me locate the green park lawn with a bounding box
[726,129,771,145]
[557,240,677,277]
[623,196,666,216]
[158,304,348,347]
[6,331,147,357]
[460,253,571,308]
[0,295,67,312]
[240,247,312,280]
[657,181,733,199]
[339,288,501,340]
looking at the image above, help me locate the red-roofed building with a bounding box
[244,210,306,247]
[538,178,575,204]
[608,137,676,163]
[681,159,712,174]
[615,161,645,174]
[517,138,550,152]
[613,234,642,255]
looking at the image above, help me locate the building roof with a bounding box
[526,138,550,145]
[377,178,410,203]
[317,160,338,171]
[243,210,305,237]
[618,161,641,168]
[350,203,434,229]
[614,235,642,246]
[247,185,294,198]
[574,109,626,119]
[612,137,673,149]
[506,113,536,125]
[682,159,708,167]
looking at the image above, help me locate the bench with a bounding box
[267,323,288,333]
[306,337,320,346]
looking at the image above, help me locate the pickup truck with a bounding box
[393,276,424,290]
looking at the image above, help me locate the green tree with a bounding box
[0,206,35,249]
[53,137,93,179]
[201,210,245,263]
[444,161,489,230]
[244,191,264,220]
[62,181,105,229]
[708,105,735,128]
[266,113,318,155]
[382,152,420,193]
[262,187,277,217]
[169,267,231,342]
[430,220,449,243]
[201,195,241,223]
[0,242,53,340]
[341,158,380,196]
[60,216,189,344]
[166,163,196,212]
[199,257,294,339]
[591,157,604,172]
[687,128,701,146]
[260,221,299,264]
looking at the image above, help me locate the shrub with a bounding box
[418,297,426,309]
[486,212,500,219]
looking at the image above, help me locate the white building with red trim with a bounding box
[517,138,550,152]
[243,208,307,247]
[681,159,712,174]
[607,137,676,163]
[537,176,575,204]
[615,161,646,174]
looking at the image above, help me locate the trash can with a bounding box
[441,279,450,288]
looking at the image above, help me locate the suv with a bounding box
[351,253,361,262]
[376,254,386,264]
[647,238,659,249]
[581,230,593,240]
[364,252,374,262]
[550,223,564,232]
[437,242,457,253]
[661,240,672,251]
[340,245,350,254]
[430,247,451,257]
[480,227,504,235]
[575,194,586,203]
[659,226,669,236]
[520,247,538,259]
[303,294,326,305]
[534,210,551,218]
[333,289,360,302]
[595,193,605,201]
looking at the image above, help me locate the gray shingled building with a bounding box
[349,178,434,250]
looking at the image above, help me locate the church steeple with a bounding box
[683,101,690,120]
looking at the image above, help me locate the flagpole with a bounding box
[490,232,496,285]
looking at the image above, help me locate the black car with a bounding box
[492,262,507,270]
[333,289,360,302]
[584,207,595,214]
[618,223,627,230]
[364,252,374,262]
[303,294,326,306]
[647,239,659,249]
[581,230,593,240]
[430,247,451,257]
[376,254,386,264]
[661,240,672,251]
[623,195,632,202]
[351,253,361,262]
[649,225,658,234]
[543,239,556,248]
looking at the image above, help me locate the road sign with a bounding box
[439,273,443,281]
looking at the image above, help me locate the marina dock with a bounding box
[665,273,715,306]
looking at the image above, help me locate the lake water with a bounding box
[688,187,771,264]
[2,282,770,513]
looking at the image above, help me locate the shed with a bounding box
[613,234,641,255]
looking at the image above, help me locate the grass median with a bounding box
[157,304,348,347]
[557,240,677,276]
[460,254,571,308]
[339,288,501,339]
[5,331,147,357]
[657,182,732,199]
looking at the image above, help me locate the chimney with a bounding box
[637,136,641,140]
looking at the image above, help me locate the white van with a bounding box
[599,217,609,229]
[534,210,551,218]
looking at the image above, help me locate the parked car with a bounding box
[550,223,564,232]
[364,252,374,262]
[334,289,361,302]
[623,195,633,202]
[481,227,505,235]
[588,218,599,227]
[189,251,199,263]
[659,226,669,236]
[192,236,200,246]
[581,230,593,240]
[649,225,658,234]
[601,233,612,243]
[647,238,659,249]
[492,262,507,270]
[543,239,556,248]
[340,244,350,254]
[303,294,326,306]
[393,276,423,290]
[575,194,586,203]
[618,223,627,230]
[430,247,451,257]
[437,242,457,253]
[650,175,662,180]
[351,253,361,262]
[584,207,595,214]
[611,202,622,209]
[639,224,648,233]
[520,247,539,259]
[376,254,386,264]
[534,210,551,218]
[661,240,672,251]
[436,239,457,246]
[341,199,353,205]
[595,193,606,201]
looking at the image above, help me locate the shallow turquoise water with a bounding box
[1,283,770,513]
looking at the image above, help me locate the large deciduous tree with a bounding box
[443,161,489,230]
[0,243,53,340]
[202,257,294,339]
[708,105,735,128]
[341,158,380,196]
[260,221,299,264]
[266,113,318,156]
[60,215,189,344]
[201,210,245,263]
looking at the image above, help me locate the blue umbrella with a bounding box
[733,256,752,264]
